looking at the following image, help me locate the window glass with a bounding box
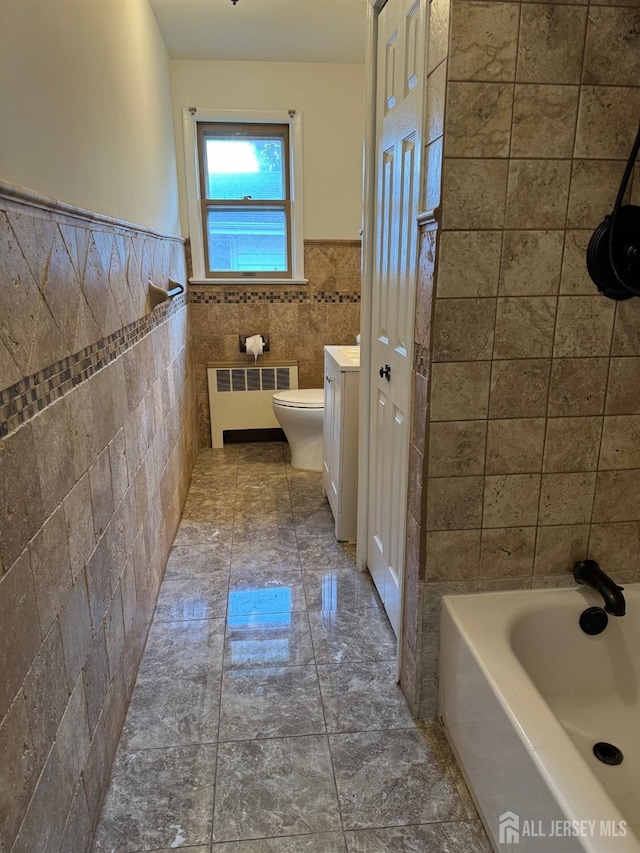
[197,122,292,278]
[205,207,288,273]
[204,137,285,200]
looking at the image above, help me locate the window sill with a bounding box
[189,278,309,286]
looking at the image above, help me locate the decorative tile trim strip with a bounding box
[189,289,361,305]
[304,239,362,247]
[0,294,187,439]
[0,181,185,244]
[414,342,430,378]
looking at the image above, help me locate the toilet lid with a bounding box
[272,388,324,408]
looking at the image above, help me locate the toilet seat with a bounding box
[272,389,324,409]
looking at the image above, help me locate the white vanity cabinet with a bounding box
[323,346,360,541]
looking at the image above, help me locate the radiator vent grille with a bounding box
[207,363,298,448]
[216,366,292,393]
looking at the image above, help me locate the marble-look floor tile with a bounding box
[308,609,397,664]
[213,736,341,842]
[143,847,210,853]
[289,487,331,511]
[92,744,216,853]
[120,672,221,749]
[294,509,336,538]
[212,832,347,851]
[236,465,288,486]
[139,618,226,678]
[234,488,293,514]
[330,729,466,830]
[237,442,286,463]
[144,847,210,853]
[154,574,229,622]
[228,569,306,617]
[233,513,296,545]
[303,569,382,612]
[174,517,234,547]
[317,661,414,733]
[224,612,314,670]
[187,474,238,495]
[298,534,358,572]
[231,541,301,573]
[345,821,492,852]
[219,665,325,741]
[164,544,232,579]
[183,494,237,519]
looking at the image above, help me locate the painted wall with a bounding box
[400,0,640,719]
[170,59,366,239]
[0,0,181,236]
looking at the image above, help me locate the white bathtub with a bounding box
[439,584,640,853]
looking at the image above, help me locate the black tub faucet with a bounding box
[573,560,626,617]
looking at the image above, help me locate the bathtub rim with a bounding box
[439,584,639,851]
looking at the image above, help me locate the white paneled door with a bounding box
[367,0,426,636]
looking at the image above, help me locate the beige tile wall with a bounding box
[401,0,640,718]
[0,188,197,851]
[190,240,361,447]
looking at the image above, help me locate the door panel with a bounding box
[367,0,425,637]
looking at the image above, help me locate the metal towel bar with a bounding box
[148,277,185,308]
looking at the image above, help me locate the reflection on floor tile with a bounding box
[298,533,360,572]
[92,444,489,852]
[303,568,382,612]
[219,665,324,741]
[330,728,466,830]
[213,736,341,842]
[318,660,415,733]
[224,611,315,670]
[92,744,216,853]
[228,569,306,617]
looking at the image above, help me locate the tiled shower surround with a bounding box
[190,240,361,447]
[400,0,640,717]
[0,185,197,851]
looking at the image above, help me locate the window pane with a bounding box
[204,137,285,200]
[206,207,288,273]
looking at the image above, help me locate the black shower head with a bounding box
[586,123,640,300]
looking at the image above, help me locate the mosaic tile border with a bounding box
[189,289,361,305]
[0,294,186,439]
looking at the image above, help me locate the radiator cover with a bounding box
[207,362,299,448]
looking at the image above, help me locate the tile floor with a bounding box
[92,443,491,853]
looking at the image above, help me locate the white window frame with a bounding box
[182,107,306,284]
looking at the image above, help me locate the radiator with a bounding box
[207,362,299,448]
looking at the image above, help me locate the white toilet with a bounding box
[272,388,324,471]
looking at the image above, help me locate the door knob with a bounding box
[379,364,391,381]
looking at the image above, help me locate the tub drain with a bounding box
[593,742,623,765]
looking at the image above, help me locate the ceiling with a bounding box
[148,0,367,64]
